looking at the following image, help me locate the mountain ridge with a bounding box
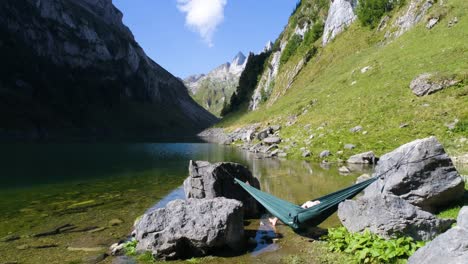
[0,0,217,140]
[184,52,249,116]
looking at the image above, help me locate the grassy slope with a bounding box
[190,78,238,117]
[220,0,468,161]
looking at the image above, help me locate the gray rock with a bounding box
[399,123,409,128]
[184,161,260,217]
[265,144,278,153]
[360,66,371,73]
[338,195,454,241]
[243,129,255,142]
[302,150,311,158]
[347,151,377,164]
[338,166,351,174]
[426,17,439,29]
[355,174,371,183]
[110,242,126,256]
[270,125,281,132]
[458,206,468,229]
[320,150,331,158]
[344,144,355,150]
[410,73,460,96]
[445,118,459,130]
[198,128,232,145]
[278,152,288,158]
[408,207,468,263]
[269,149,280,157]
[323,0,357,46]
[364,137,464,212]
[349,125,362,133]
[448,16,458,27]
[257,127,272,140]
[134,198,244,259]
[263,136,282,145]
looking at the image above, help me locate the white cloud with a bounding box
[177,0,227,47]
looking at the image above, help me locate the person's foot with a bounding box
[268,217,278,226]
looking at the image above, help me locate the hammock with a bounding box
[235,176,378,230]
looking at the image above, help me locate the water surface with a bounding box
[0,143,369,264]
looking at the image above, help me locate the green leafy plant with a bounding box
[123,239,138,256]
[304,21,324,46]
[357,0,403,28]
[325,227,425,263]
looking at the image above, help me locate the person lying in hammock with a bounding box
[268,200,321,226]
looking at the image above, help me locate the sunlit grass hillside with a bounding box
[219,0,468,161]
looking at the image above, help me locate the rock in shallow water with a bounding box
[347,151,377,164]
[134,198,244,260]
[184,160,261,217]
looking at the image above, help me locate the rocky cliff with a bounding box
[184,52,248,116]
[0,0,217,139]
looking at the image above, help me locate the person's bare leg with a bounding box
[301,200,321,208]
[269,217,278,226]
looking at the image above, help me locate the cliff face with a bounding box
[322,0,357,46]
[184,52,248,116]
[0,0,217,139]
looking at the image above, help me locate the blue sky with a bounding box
[113,0,296,78]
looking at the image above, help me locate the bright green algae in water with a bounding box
[0,143,369,264]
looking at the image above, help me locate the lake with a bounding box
[0,143,370,264]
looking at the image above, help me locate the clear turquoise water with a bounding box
[0,143,369,264]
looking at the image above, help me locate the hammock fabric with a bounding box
[235,176,378,230]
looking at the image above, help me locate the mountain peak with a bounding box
[232,52,246,66]
[263,41,273,52]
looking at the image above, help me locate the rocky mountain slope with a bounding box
[0,0,217,140]
[184,52,248,116]
[219,0,467,160]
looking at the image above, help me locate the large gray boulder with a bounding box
[134,198,244,259]
[408,207,468,263]
[184,161,261,217]
[338,195,454,241]
[363,137,464,212]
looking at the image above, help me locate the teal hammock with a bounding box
[235,176,378,230]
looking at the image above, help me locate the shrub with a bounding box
[357,0,403,28]
[304,20,324,46]
[324,227,425,263]
[280,34,303,66]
